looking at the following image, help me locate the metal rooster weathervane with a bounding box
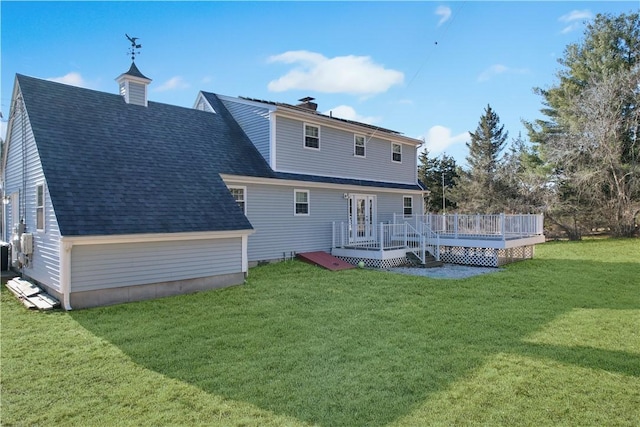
[125,34,142,62]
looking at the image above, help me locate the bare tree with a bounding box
[544,69,640,236]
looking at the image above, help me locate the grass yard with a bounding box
[1,238,639,426]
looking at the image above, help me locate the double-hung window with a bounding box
[304,124,320,149]
[36,184,45,231]
[229,186,246,214]
[294,190,309,216]
[403,196,413,217]
[354,135,366,157]
[392,143,402,163]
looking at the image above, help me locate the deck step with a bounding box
[406,251,443,268]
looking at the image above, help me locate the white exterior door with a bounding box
[349,194,376,243]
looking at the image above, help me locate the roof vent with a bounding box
[296,96,318,111]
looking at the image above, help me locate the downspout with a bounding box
[59,239,72,310]
[241,233,248,278]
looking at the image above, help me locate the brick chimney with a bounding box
[296,96,318,111]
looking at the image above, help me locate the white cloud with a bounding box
[267,50,404,96]
[154,76,190,92]
[477,64,529,82]
[322,105,380,125]
[559,9,593,34]
[435,5,452,27]
[422,125,468,155]
[47,72,90,88]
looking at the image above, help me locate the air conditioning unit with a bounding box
[21,233,33,255]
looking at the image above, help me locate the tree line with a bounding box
[419,12,639,239]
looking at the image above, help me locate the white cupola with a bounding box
[115,62,151,107]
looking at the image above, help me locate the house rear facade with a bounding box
[1,64,426,309]
[198,94,426,264]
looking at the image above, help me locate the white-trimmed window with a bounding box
[392,143,402,163]
[229,186,246,214]
[304,124,320,149]
[36,184,45,231]
[354,135,366,157]
[403,195,413,217]
[294,189,310,216]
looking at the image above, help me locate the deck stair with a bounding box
[406,251,443,268]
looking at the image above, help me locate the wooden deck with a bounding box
[331,213,545,268]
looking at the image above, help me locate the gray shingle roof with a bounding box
[18,74,272,236]
[16,75,423,237]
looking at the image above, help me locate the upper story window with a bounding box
[294,189,310,216]
[392,143,402,163]
[36,184,45,231]
[403,196,413,217]
[304,124,320,149]
[354,135,366,157]
[229,186,246,214]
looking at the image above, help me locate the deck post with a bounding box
[501,213,506,241]
[454,213,458,238]
[380,222,384,257]
[404,222,408,248]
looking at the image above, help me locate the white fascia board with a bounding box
[220,174,425,195]
[273,107,423,147]
[60,229,254,246]
[2,79,23,173]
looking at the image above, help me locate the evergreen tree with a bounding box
[418,150,458,213]
[453,104,508,213]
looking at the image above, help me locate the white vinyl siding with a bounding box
[224,180,421,262]
[219,98,272,164]
[128,82,147,106]
[392,143,402,163]
[275,116,417,184]
[70,238,242,292]
[304,123,320,149]
[294,189,310,216]
[354,135,366,157]
[3,90,61,290]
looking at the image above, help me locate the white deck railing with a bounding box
[332,221,441,261]
[332,222,408,251]
[395,213,544,240]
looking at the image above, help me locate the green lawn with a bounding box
[1,239,639,426]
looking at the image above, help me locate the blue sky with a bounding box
[1,1,636,165]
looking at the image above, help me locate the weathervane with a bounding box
[125,34,142,62]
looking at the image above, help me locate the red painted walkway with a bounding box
[297,251,356,271]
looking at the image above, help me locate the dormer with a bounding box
[115,62,151,107]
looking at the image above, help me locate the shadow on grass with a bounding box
[71,258,639,427]
[517,343,640,377]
